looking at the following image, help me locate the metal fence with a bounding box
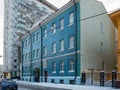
[81,71,117,87]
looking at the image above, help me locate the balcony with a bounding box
[17,18,26,23]
[18,1,26,7]
[17,23,29,31]
[16,29,25,36]
[13,40,21,47]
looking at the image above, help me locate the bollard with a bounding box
[100,71,104,86]
[81,71,86,85]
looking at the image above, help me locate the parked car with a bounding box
[1,78,17,90]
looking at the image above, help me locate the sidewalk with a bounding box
[17,81,119,90]
[38,83,118,90]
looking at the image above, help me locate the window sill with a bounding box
[60,71,64,73]
[68,70,74,73]
[59,50,64,52]
[52,52,56,54]
[68,47,74,50]
[68,23,74,26]
[52,71,56,73]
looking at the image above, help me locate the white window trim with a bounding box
[59,40,64,52]
[60,61,64,72]
[68,12,74,26]
[43,29,47,39]
[52,43,56,54]
[53,62,56,73]
[68,47,74,50]
[43,46,47,56]
[60,18,64,31]
[51,23,56,34]
[69,60,74,71]
[36,49,39,57]
[68,36,74,49]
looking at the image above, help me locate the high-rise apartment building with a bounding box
[4,0,57,78]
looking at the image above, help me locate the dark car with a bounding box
[1,78,17,90]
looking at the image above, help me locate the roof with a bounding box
[37,0,58,11]
[109,9,120,28]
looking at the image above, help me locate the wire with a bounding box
[38,11,109,40]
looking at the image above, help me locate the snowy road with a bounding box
[17,81,119,90]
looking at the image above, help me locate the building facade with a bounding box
[21,0,115,84]
[4,0,57,78]
[109,10,120,80]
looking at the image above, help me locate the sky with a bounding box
[0,0,119,65]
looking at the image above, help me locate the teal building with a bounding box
[21,0,115,84]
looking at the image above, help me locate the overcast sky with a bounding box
[0,0,119,65]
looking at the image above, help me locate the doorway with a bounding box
[34,68,40,82]
[44,71,48,82]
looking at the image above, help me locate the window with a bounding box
[60,80,64,84]
[28,38,31,45]
[51,79,54,83]
[69,60,74,71]
[26,40,27,46]
[23,55,24,61]
[43,60,47,68]
[27,39,29,45]
[14,65,17,68]
[101,42,104,51]
[52,43,56,53]
[27,53,29,60]
[43,29,47,38]
[23,42,24,48]
[60,40,64,51]
[14,59,17,62]
[28,52,31,59]
[33,50,35,58]
[25,54,27,60]
[52,62,56,72]
[43,46,47,56]
[33,35,36,42]
[36,49,39,57]
[60,61,64,72]
[69,12,74,25]
[69,36,74,49]
[69,80,74,84]
[60,18,64,30]
[37,32,40,40]
[51,23,56,34]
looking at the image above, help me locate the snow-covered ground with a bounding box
[37,83,117,90]
[17,81,118,90]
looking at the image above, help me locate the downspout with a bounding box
[21,40,23,80]
[73,0,78,84]
[28,32,32,81]
[39,23,43,82]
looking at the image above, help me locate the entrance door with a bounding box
[44,71,48,82]
[34,68,40,82]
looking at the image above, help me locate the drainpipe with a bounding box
[28,32,32,81]
[39,23,43,82]
[73,0,78,84]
